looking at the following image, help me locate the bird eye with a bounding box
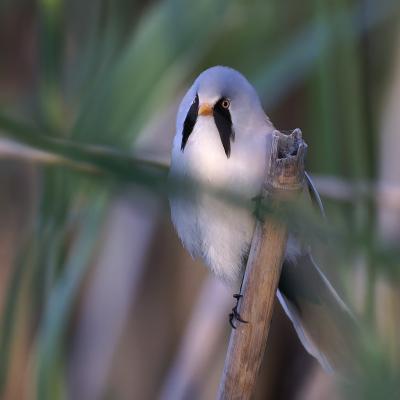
[221,98,230,109]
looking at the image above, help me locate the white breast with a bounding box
[169,117,270,286]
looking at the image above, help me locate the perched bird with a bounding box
[169,66,355,372]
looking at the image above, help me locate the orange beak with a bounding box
[198,103,213,116]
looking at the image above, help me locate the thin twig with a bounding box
[0,138,99,173]
[0,112,169,182]
[312,175,400,211]
[217,129,307,399]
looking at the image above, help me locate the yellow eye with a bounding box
[221,98,230,109]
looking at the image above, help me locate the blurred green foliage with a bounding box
[0,0,400,399]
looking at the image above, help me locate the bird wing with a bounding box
[305,171,326,219]
[277,174,358,372]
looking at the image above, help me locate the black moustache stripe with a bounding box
[181,94,199,151]
[213,98,234,158]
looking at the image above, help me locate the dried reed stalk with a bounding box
[218,129,307,399]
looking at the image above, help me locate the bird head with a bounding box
[177,66,269,158]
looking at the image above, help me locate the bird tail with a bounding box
[277,252,358,373]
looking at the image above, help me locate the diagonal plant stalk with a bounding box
[218,129,307,399]
[0,113,168,182]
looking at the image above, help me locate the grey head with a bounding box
[177,66,270,158]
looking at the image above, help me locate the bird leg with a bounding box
[229,294,248,329]
[229,278,248,329]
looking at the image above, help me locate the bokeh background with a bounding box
[1,0,400,399]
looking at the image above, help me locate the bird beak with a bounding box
[198,103,213,116]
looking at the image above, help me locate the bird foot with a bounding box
[229,294,248,329]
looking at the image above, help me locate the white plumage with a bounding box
[169,66,273,285]
[169,66,356,372]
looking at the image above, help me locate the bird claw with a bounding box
[229,293,248,329]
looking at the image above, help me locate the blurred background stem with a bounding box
[0,0,400,399]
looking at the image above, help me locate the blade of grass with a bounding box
[0,240,33,396]
[0,113,168,184]
[35,196,106,400]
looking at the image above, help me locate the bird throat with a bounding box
[181,95,235,158]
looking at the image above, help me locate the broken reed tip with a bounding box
[267,128,307,193]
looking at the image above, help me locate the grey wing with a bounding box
[278,254,356,372]
[278,173,357,372]
[305,171,326,219]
